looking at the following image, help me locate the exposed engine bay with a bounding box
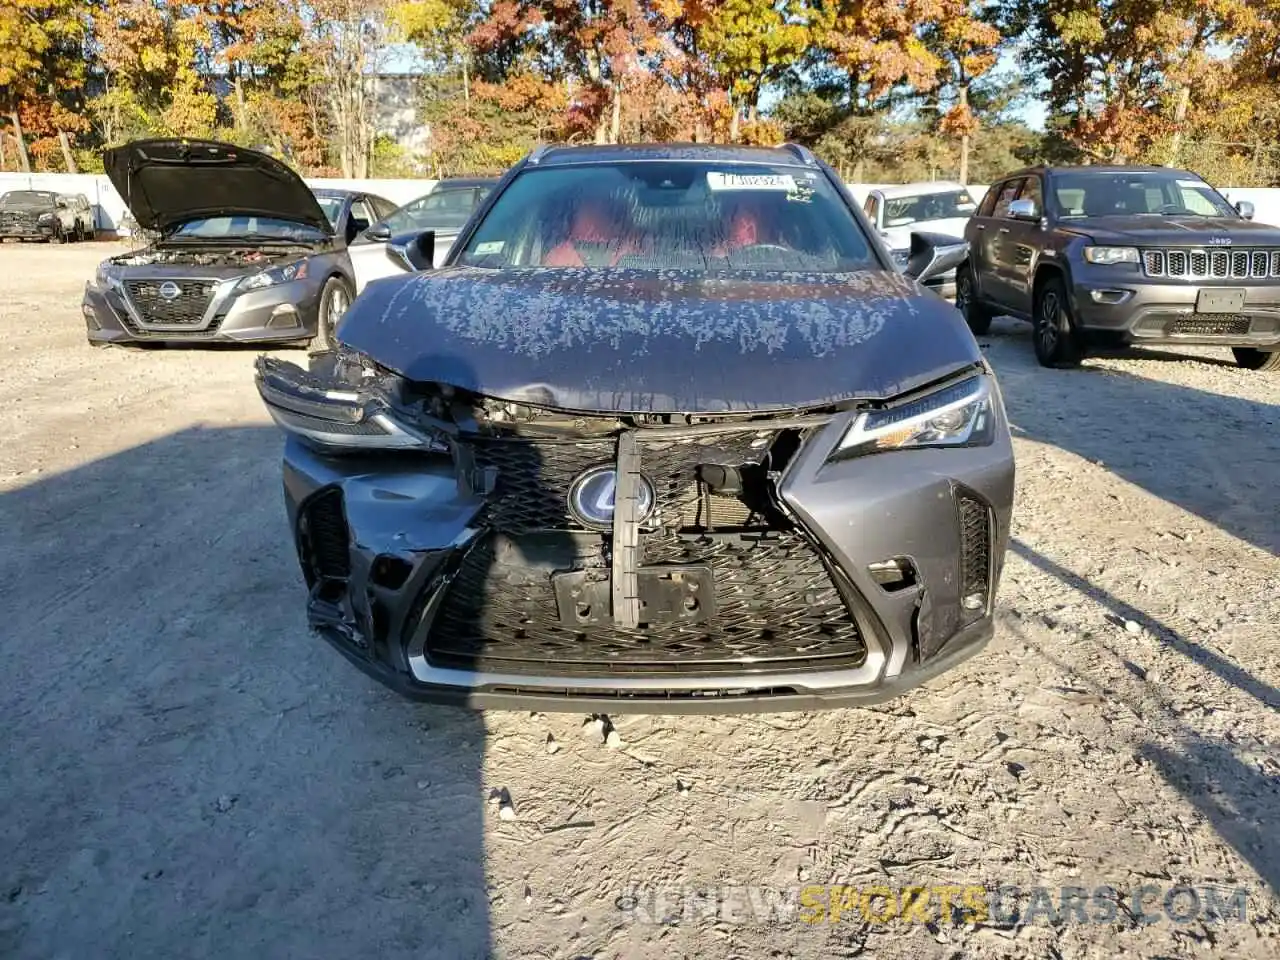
[107,244,315,269]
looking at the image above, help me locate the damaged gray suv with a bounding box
[83,139,389,349]
[256,143,1016,713]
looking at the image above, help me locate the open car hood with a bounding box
[104,138,332,235]
[337,268,984,413]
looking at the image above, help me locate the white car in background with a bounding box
[348,177,498,293]
[862,182,981,299]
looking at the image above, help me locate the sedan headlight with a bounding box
[1082,246,1139,265]
[255,354,448,454]
[834,375,994,459]
[239,259,309,291]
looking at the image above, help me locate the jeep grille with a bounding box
[1142,248,1280,280]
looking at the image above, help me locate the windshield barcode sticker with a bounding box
[707,173,798,192]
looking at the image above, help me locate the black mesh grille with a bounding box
[426,424,865,676]
[1169,315,1252,336]
[302,489,350,580]
[124,279,216,325]
[427,531,866,675]
[471,430,778,534]
[957,492,990,607]
[472,437,615,533]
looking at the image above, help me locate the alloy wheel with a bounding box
[956,271,971,313]
[1037,291,1060,354]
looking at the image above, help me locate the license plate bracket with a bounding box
[1195,288,1246,314]
[552,565,716,627]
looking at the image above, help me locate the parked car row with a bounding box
[0,189,95,243]
[64,134,1280,713]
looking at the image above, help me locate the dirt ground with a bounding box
[1,242,1277,960]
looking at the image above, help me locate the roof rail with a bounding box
[781,142,819,166]
[527,143,554,166]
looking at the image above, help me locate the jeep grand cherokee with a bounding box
[956,165,1280,371]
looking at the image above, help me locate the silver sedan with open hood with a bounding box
[256,142,1016,713]
[83,139,373,349]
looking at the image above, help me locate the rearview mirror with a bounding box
[1236,200,1255,220]
[386,229,436,272]
[1007,198,1038,220]
[904,231,968,286]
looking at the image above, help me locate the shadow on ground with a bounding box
[1012,539,1280,897]
[0,427,490,959]
[983,320,1280,556]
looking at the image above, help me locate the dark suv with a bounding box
[957,165,1280,371]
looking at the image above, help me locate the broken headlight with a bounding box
[238,259,309,292]
[254,353,448,454]
[833,375,994,459]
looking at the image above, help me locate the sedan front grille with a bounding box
[1142,248,1280,280]
[124,279,217,326]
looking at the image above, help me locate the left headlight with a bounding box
[238,259,309,292]
[255,353,448,454]
[833,375,995,459]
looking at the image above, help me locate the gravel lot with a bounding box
[1,242,1277,959]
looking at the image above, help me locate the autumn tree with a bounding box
[684,0,813,140]
[0,0,88,172]
[922,0,1002,184]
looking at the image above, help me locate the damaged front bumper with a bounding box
[258,353,1016,714]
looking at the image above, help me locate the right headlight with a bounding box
[1082,246,1139,265]
[255,353,448,454]
[832,375,995,460]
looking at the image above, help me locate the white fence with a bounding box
[3,171,1279,233]
[0,173,440,233]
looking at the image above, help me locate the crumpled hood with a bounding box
[1063,215,1280,245]
[337,267,984,413]
[104,138,332,235]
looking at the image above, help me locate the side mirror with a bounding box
[387,229,436,272]
[1236,200,1255,220]
[904,231,969,286]
[365,222,392,242]
[1007,198,1038,220]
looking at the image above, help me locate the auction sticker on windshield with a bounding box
[707,172,798,192]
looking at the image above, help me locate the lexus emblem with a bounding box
[567,464,655,529]
[158,281,181,300]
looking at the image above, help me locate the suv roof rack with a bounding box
[781,143,819,166]
[527,143,554,166]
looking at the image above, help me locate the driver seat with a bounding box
[711,207,762,256]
